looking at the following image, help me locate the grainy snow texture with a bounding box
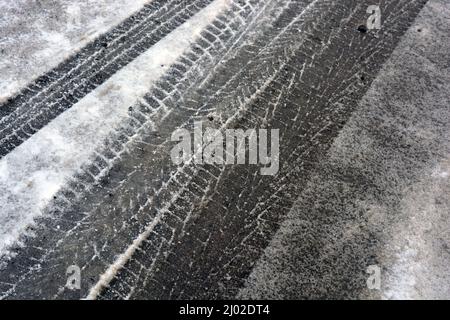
[0,0,151,102]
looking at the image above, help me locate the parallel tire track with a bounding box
[0,0,215,158]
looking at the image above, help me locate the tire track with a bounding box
[0,0,265,299]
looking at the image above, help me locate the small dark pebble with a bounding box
[357,25,368,33]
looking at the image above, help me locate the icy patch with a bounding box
[382,159,450,300]
[0,0,232,259]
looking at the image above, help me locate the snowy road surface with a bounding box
[0,0,449,299]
